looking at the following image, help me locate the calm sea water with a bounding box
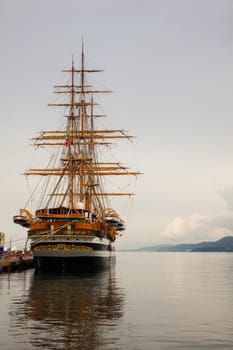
[0,252,233,349]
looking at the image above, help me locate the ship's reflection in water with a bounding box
[9,266,124,349]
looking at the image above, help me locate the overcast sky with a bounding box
[1,0,233,249]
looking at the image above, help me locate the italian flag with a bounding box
[65,127,69,147]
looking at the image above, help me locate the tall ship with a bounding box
[13,44,140,269]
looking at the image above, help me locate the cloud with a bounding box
[218,185,233,211]
[161,184,233,243]
[161,211,233,243]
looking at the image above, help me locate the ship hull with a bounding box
[31,235,115,272]
[34,255,115,272]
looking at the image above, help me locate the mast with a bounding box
[85,94,94,212]
[79,43,85,204]
[67,57,75,209]
[25,46,141,213]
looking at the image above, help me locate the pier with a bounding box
[0,250,34,273]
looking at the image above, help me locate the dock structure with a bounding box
[0,250,34,272]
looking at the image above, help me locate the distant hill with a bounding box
[138,236,233,252]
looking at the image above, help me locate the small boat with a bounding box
[13,43,140,270]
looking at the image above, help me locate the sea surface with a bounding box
[0,252,233,349]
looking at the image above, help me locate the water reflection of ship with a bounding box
[10,269,124,349]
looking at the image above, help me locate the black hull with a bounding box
[34,255,116,273]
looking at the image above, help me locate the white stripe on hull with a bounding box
[30,236,110,245]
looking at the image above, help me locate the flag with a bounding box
[65,127,69,147]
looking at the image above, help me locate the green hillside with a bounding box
[139,236,233,252]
